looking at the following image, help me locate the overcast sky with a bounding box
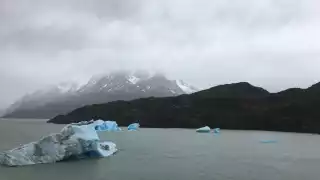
[0,0,319,108]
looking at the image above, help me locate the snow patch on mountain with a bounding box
[176,80,198,94]
[128,75,140,84]
[170,89,177,94]
[103,84,108,88]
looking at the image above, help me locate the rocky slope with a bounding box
[49,82,320,134]
[3,71,198,119]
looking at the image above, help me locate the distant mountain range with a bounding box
[3,71,198,119]
[49,82,320,134]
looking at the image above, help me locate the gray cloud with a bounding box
[0,0,319,108]
[0,27,87,53]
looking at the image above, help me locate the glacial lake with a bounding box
[0,119,320,180]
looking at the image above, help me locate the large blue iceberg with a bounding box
[128,123,140,131]
[93,120,121,131]
[0,121,117,167]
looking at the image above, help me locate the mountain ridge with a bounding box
[48,81,320,134]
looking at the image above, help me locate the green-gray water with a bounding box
[1,119,320,180]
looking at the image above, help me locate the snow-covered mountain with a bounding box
[3,71,198,118]
[77,71,196,95]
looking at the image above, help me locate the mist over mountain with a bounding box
[3,71,198,119]
[0,109,5,117]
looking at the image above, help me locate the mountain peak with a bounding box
[79,71,196,94]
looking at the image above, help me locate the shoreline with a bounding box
[3,118,319,135]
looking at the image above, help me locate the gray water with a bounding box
[1,119,320,180]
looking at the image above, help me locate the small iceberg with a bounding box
[94,120,121,132]
[196,126,211,133]
[128,123,140,131]
[0,120,117,167]
[213,128,220,134]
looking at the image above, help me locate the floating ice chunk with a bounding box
[196,126,211,133]
[128,123,140,131]
[213,128,220,134]
[94,120,120,132]
[0,121,117,167]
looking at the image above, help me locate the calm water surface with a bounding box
[0,119,320,180]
